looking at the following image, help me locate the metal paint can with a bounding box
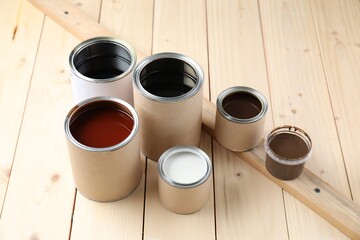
[64,97,142,202]
[157,146,212,214]
[214,86,268,151]
[69,37,137,105]
[133,52,204,160]
[265,125,312,180]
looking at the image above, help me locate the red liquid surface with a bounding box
[70,108,134,148]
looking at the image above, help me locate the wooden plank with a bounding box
[258,0,351,198]
[284,192,349,240]
[143,0,215,239]
[0,0,44,213]
[69,0,153,239]
[26,0,360,238]
[206,0,288,239]
[0,14,77,240]
[310,0,360,204]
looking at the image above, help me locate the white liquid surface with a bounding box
[162,151,208,184]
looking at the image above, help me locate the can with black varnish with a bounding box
[133,53,204,160]
[69,37,137,105]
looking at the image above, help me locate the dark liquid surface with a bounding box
[141,71,196,97]
[266,132,310,180]
[269,133,309,159]
[223,92,262,119]
[84,69,124,79]
[70,108,133,148]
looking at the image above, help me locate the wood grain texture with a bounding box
[0,0,44,213]
[206,1,288,239]
[0,15,77,240]
[310,0,360,204]
[284,192,349,240]
[144,133,215,240]
[258,0,351,197]
[143,1,215,239]
[68,1,151,239]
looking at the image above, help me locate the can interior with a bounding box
[73,42,132,79]
[139,58,197,97]
[69,100,134,148]
[222,91,262,119]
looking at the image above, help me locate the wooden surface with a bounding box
[0,0,360,239]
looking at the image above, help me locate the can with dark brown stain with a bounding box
[214,86,268,151]
[265,125,312,180]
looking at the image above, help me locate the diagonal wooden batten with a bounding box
[27,0,360,238]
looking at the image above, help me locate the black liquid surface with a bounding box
[141,71,196,97]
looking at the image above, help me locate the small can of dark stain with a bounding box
[157,146,212,214]
[265,125,312,180]
[69,37,136,105]
[64,96,142,202]
[133,53,204,160]
[214,86,268,151]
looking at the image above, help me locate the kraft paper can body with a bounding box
[214,86,268,151]
[158,146,212,214]
[64,97,142,202]
[133,52,204,161]
[69,37,136,105]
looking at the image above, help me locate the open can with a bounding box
[64,97,142,202]
[157,146,212,214]
[265,125,312,180]
[133,52,204,160]
[214,86,268,151]
[69,37,136,105]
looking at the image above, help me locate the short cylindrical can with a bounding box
[64,97,142,202]
[214,86,268,151]
[69,37,137,105]
[265,125,312,180]
[133,52,204,160]
[157,146,212,214]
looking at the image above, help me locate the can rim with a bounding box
[217,86,268,123]
[158,146,212,188]
[64,96,139,152]
[69,36,137,83]
[133,52,204,102]
[264,125,312,165]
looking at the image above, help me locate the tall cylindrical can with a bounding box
[69,37,137,105]
[64,97,142,202]
[133,52,204,160]
[158,146,212,214]
[214,86,268,151]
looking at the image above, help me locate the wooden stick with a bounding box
[28,0,360,238]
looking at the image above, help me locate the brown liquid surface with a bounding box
[223,92,261,119]
[70,108,133,148]
[269,133,309,159]
[266,132,310,180]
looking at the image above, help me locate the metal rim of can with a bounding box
[216,86,268,124]
[133,52,204,102]
[69,36,137,83]
[264,125,312,165]
[158,146,212,188]
[64,96,139,152]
